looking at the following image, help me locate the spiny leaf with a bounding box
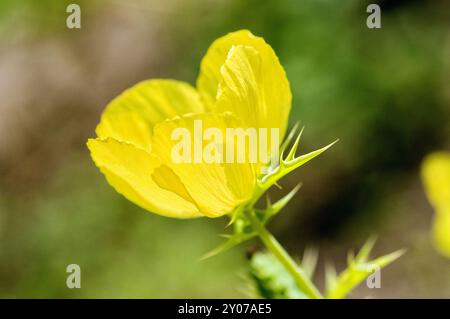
[260,138,338,187]
[259,123,300,175]
[203,210,257,260]
[282,139,339,169]
[267,184,301,219]
[200,232,255,260]
[325,238,405,299]
[370,249,406,269]
[256,184,302,223]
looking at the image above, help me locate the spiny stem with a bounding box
[246,210,323,299]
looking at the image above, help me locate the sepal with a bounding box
[325,238,405,298]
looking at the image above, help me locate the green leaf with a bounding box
[325,238,405,299]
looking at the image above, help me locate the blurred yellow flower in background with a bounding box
[421,152,450,257]
[87,30,291,219]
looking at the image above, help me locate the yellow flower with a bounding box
[421,152,450,257]
[87,30,292,218]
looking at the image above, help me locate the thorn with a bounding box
[372,248,407,267]
[347,250,355,266]
[273,183,301,209]
[199,237,239,261]
[226,206,243,227]
[288,138,339,168]
[279,150,286,166]
[264,183,302,220]
[356,235,378,263]
[280,122,300,153]
[226,214,238,227]
[265,195,272,208]
[285,126,305,161]
[324,261,337,292]
[292,182,302,194]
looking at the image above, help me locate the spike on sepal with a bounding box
[301,246,319,279]
[260,132,338,188]
[325,261,337,292]
[355,235,377,263]
[284,126,304,161]
[280,122,300,155]
[200,232,256,261]
[254,184,302,224]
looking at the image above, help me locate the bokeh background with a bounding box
[0,0,449,298]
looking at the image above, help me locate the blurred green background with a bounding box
[0,0,449,298]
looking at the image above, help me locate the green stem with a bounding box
[246,211,323,299]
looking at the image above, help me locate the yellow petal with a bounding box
[87,138,202,218]
[421,152,450,209]
[432,210,450,258]
[96,79,205,151]
[196,30,291,139]
[151,112,256,217]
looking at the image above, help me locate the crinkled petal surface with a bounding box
[197,30,291,139]
[151,112,256,217]
[96,79,205,151]
[87,138,202,218]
